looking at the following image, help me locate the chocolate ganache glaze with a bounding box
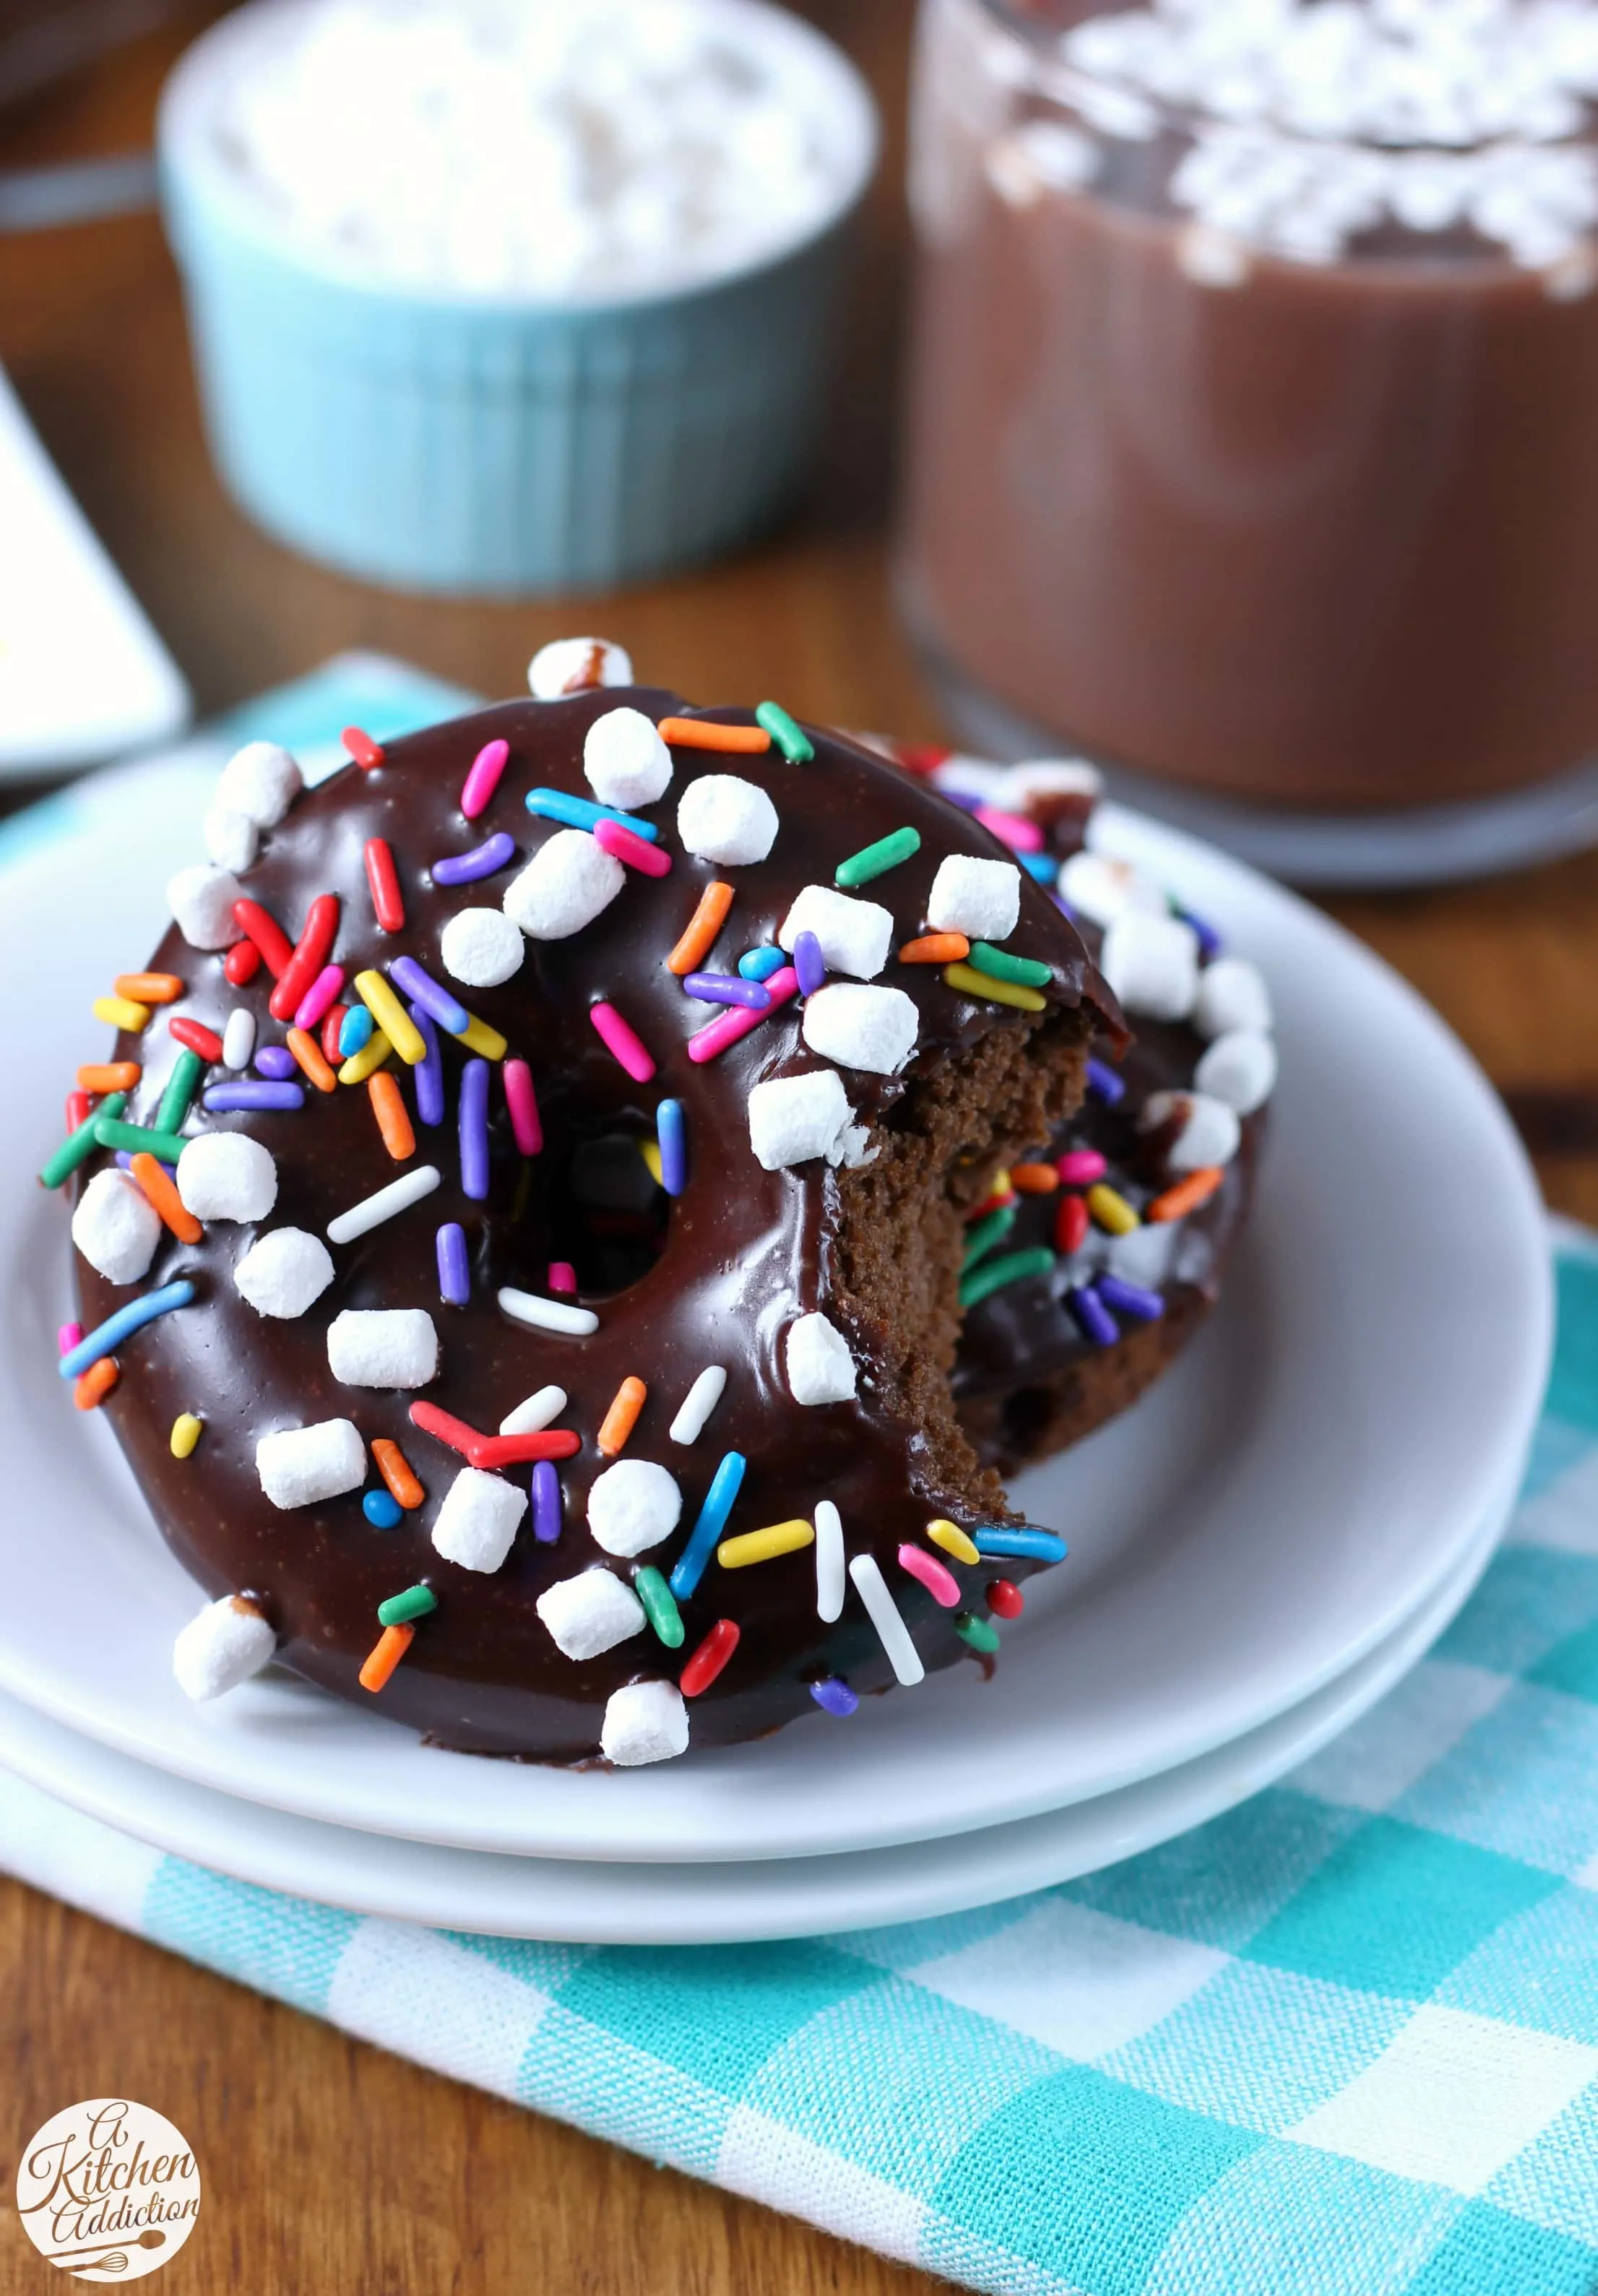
[69,687,1120,1762]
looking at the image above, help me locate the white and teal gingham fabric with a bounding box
[6,670,1598,2292]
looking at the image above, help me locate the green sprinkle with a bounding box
[92,1116,192,1165]
[959,1246,1055,1311]
[835,826,921,889]
[755,700,813,763]
[40,1092,127,1188]
[968,942,1053,990]
[634,1564,685,1649]
[962,1204,1017,1272]
[156,1048,205,1136]
[956,1611,1001,1654]
[377,1584,438,1628]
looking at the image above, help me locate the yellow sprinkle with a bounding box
[339,1028,394,1085]
[718,1519,815,1569]
[927,1518,980,1565]
[93,993,151,1033]
[354,970,427,1065]
[170,1412,203,1459]
[641,1141,663,1186]
[452,1010,508,1061]
[1087,1182,1140,1235]
[943,962,1046,1014]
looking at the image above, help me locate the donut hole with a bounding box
[545,1123,670,1298]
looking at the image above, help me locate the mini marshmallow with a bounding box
[584,707,673,808]
[778,885,894,980]
[785,1311,858,1406]
[677,774,779,866]
[528,635,633,700]
[203,803,259,875]
[177,1132,277,1223]
[536,1568,646,1660]
[1193,956,1272,1040]
[222,1006,256,1070]
[441,906,524,988]
[167,863,245,951]
[1139,1089,1243,1173]
[927,854,1022,941]
[172,1594,276,1702]
[327,1308,439,1389]
[800,984,918,1075]
[256,1417,366,1509]
[233,1227,335,1319]
[71,1168,161,1285]
[1058,851,1167,930]
[503,829,625,940]
[601,1679,690,1766]
[747,1069,855,1170]
[995,758,1103,815]
[216,738,302,827]
[1100,911,1201,1023]
[431,1465,527,1573]
[1195,1028,1277,1115]
[1107,1220,1180,1290]
[586,1459,683,1556]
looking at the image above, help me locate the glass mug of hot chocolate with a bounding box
[898,0,1598,882]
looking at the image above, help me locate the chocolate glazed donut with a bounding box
[65,686,1120,1764]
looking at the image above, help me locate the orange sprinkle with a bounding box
[358,1622,414,1693]
[1010,1162,1061,1195]
[597,1374,647,1458]
[130,1152,203,1245]
[1147,1166,1226,1223]
[74,1358,118,1411]
[371,1438,424,1510]
[286,1026,337,1095]
[657,716,771,755]
[77,1061,142,1095]
[667,880,735,977]
[899,933,969,965]
[114,972,183,1005]
[368,1070,415,1161]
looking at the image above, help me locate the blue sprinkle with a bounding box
[738,945,786,983]
[340,1005,375,1058]
[657,1099,687,1197]
[204,1081,305,1113]
[974,1526,1069,1565]
[1021,851,1057,883]
[254,1045,297,1080]
[1085,1057,1126,1106]
[1068,1282,1119,1348]
[809,1677,858,1718]
[363,1489,404,1529]
[526,786,657,840]
[1180,907,1223,960]
[59,1279,195,1380]
[669,1451,746,1600]
[1096,1272,1165,1323]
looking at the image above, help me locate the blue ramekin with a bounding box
[157,1,878,596]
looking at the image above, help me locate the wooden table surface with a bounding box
[2,7,1596,2291]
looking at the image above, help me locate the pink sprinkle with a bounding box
[974,803,1045,855]
[594,816,671,879]
[898,1542,961,1608]
[590,1001,655,1083]
[504,1057,543,1156]
[686,966,799,1064]
[548,1261,577,1298]
[294,962,345,1031]
[1055,1149,1107,1185]
[460,738,509,821]
[58,1321,83,1356]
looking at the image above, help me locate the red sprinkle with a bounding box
[467,1430,582,1470]
[680,1618,740,1698]
[321,1004,349,1065]
[1054,1193,1089,1256]
[894,743,953,775]
[65,1089,91,1131]
[408,1400,486,1457]
[170,1017,225,1063]
[224,938,262,986]
[364,837,405,932]
[344,725,384,769]
[270,892,340,1022]
[987,1578,1025,1619]
[232,898,294,977]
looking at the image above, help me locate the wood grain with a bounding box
[2,5,1595,2289]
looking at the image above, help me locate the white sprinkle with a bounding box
[669,1364,727,1446]
[1139,1089,1243,1173]
[233,1227,334,1319]
[587,1459,683,1557]
[537,1568,646,1661]
[72,1168,162,1285]
[848,1553,925,1687]
[1193,955,1272,1039]
[927,853,1022,942]
[1195,1027,1277,1115]
[995,757,1103,813]
[166,863,245,951]
[431,1465,527,1574]
[172,1594,275,1702]
[440,906,524,988]
[217,738,301,827]
[498,1286,600,1337]
[502,827,625,940]
[1100,910,1201,1022]
[601,1679,690,1766]
[327,1164,441,1246]
[256,1418,366,1509]
[747,1069,857,1170]
[814,1498,845,1623]
[499,1384,567,1436]
[528,636,633,699]
[222,1006,257,1070]
[801,983,919,1075]
[327,1307,439,1389]
[676,773,780,866]
[584,707,673,808]
[778,884,894,980]
[785,1311,858,1406]
[203,803,259,874]
[176,1132,277,1224]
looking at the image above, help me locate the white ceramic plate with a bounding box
[0,1493,1508,1943]
[0,763,1552,1862]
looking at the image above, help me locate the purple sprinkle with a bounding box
[532,1457,561,1543]
[810,1677,858,1717]
[436,1220,470,1306]
[792,930,826,998]
[1096,1273,1166,1323]
[459,1057,490,1201]
[657,1098,686,1197]
[682,970,772,1011]
[937,786,986,813]
[203,1082,305,1113]
[115,1149,174,1178]
[1183,909,1223,960]
[432,832,517,887]
[390,955,470,1037]
[254,1045,297,1080]
[1085,1058,1126,1106]
[410,1005,444,1128]
[1068,1283,1119,1348]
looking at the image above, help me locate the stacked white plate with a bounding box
[0,756,1552,1943]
